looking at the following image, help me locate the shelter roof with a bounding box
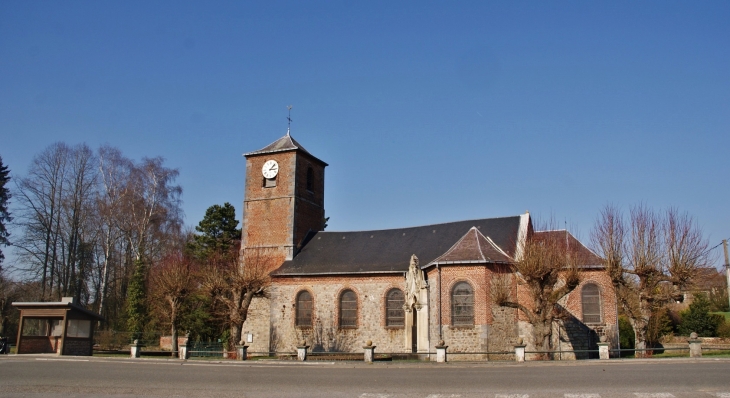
[12,300,105,320]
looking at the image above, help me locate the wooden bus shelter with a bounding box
[13,297,103,356]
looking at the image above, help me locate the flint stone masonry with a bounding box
[267,276,408,354]
[241,296,272,355]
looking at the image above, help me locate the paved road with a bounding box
[0,356,728,397]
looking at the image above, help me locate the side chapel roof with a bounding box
[427,226,513,266]
[244,132,328,166]
[273,216,523,276]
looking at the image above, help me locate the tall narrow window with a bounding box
[306,167,314,191]
[339,290,358,328]
[582,283,601,323]
[452,282,474,326]
[386,289,405,327]
[296,291,313,327]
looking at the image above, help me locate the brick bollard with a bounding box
[435,340,448,363]
[363,340,375,363]
[236,343,249,360]
[130,339,145,359]
[514,338,526,362]
[296,340,310,361]
[597,335,610,360]
[688,332,702,358]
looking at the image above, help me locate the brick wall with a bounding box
[243,150,326,268]
[159,336,188,351]
[62,338,93,356]
[425,265,519,358]
[18,336,57,354]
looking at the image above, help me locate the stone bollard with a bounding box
[236,342,249,361]
[178,333,190,359]
[435,340,448,363]
[363,340,376,363]
[514,338,526,362]
[296,340,310,361]
[130,339,145,359]
[597,335,610,360]
[688,332,702,358]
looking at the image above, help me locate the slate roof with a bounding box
[273,216,522,276]
[533,230,603,268]
[244,132,328,166]
[428,226,512,266]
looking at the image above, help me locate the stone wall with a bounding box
[241,295,272,355]
[267,275,409,354]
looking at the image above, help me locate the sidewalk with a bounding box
[3,352,730,369]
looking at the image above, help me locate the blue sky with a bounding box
[1,1,728,267]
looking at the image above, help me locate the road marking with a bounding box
[712,394,730,398]
[634,394,675,398]
[359,394,391,398]
[496,395,529,398]
[426,395,461,398]
[35,358,90,362]
[566,395,601,398]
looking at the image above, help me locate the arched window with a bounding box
[452,282,474,326]
[582,283,601,324]
[386,289,405,327]
[339,290,358,328]
[296,291,313,327]
[306,167,314,191]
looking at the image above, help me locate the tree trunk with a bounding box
[229,323,242,354]
[631,317,650,358]
[171,324,178,358]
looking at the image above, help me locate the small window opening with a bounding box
[306,167,314,191]
[263,176,276,188]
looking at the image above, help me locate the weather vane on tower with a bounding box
[286,105,293,135]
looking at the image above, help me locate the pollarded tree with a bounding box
[149,250,197,357]
[203,244,273,352]
[494,223,581,358]
[592,205,709,356]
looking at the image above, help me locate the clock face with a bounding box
[262,160,279,179]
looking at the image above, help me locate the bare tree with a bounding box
[118,157,182,263]
[592,205,709,356]
[14,143,98,302]
[94,146,134,318]
[149,250,196,357]
[494,223,580,358]
[203,244,272,351]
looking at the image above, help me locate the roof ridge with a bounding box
[316,215,522,234]
[472,227,486,262]
[472,227,512,260]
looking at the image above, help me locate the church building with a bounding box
[240,131,617,360]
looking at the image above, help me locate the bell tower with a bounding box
[241,131,327,269]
